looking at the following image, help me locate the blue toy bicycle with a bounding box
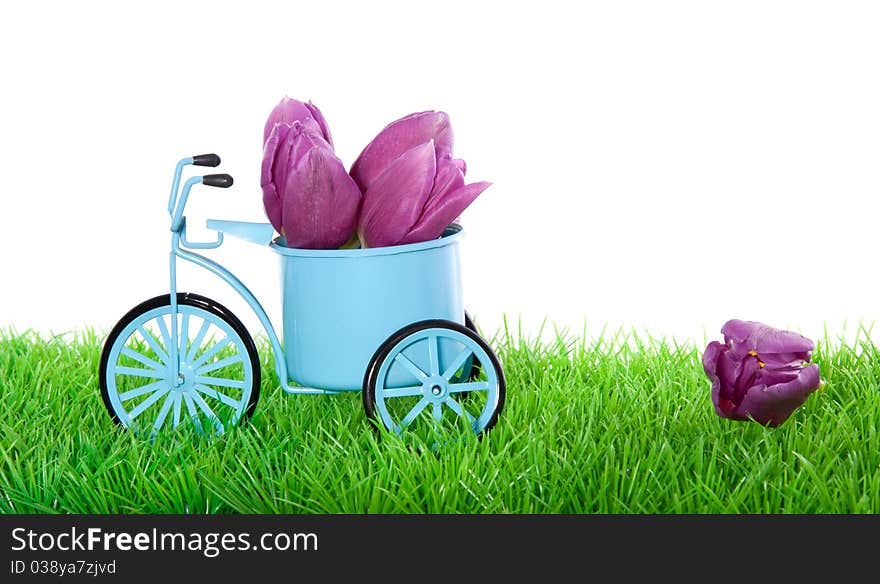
[98,154,506,439]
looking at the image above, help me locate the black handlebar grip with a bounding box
[202,174,234,188]
[192,153,221,167]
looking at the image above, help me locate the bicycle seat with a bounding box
[206,220,275,245]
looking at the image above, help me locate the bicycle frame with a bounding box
[166,156,337,396]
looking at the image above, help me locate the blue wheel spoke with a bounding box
[137,325,169,363]
[128,387,171,420]
[393,353,428,381]
[400,397,429,427]
[196,354,243,375]
[427,334,440,375]
[121,347,164,371]
[448,381,490,394]
[191,335,232,369]
[444,397,476,423]
[432,402,443,422]
[442,347,474,380]
[186,320,211,362]
[152,392,175,432]
[118,380,165,402]
[156,317,173,355]
[179,311,189,358]
[172,392,183,428]
[194,375,245,390]
[195,384,241,409]
[182,393,204,434]
[381,385,424,398]
[115,366,165,380]
[190,392,225,434]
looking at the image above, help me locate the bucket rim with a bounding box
[270,224,463,258]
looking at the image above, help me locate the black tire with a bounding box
[99,293,260,433]
[463,311,482,382]
[363,319,505,438]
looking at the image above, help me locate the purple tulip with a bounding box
[350,111,453,192]
[263,96,333,146]
[702,319,821,427]
[261,121,361,249]
[352,111,490,248]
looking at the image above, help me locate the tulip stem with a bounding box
[339,233,362,250]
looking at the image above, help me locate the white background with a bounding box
[1,1,879,348]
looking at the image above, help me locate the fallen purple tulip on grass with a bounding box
[702,319,822,427]
[261,97,491,250]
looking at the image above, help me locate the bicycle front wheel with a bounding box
[99,293,260,436]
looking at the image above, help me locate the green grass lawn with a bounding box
[1,322,879,514]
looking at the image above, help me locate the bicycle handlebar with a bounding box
[167,154,236,233]
[168,154,224,213]
[192,153,221,167]
[202,173,234,188]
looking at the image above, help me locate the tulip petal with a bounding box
[754,351,813,369]
[756,365,802,387]
[267,122,325,233]
[721,319,814,357]
[704,341,734,417]
[709,344,739,416]
[281,143,361,249]
[350,111,453,192]
[278,122,329,182]
[263,96,333,146]
[733,364,821,426]
[398,181,491,245]
[357,141,437,248]
[304,101,333,147]
[426,156,466,206]
[260,122,292,233]
[732,355,762,407]
[702,340,722,378]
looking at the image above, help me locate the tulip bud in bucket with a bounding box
[261,97,361,249]
[351,111,492,249]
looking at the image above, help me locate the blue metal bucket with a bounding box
[270,225,465,391]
